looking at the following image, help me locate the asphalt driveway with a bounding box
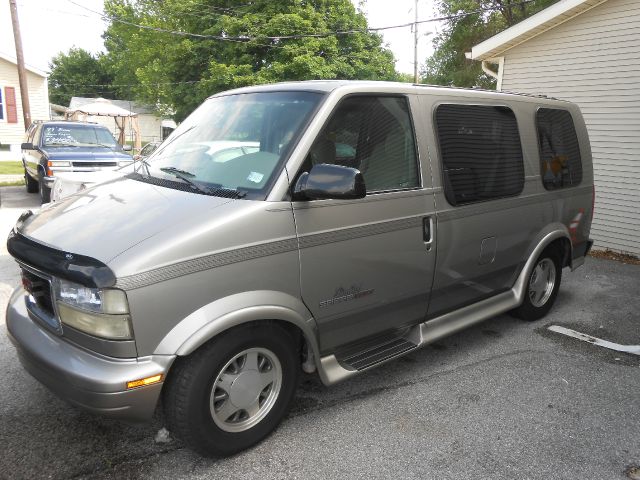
[0,186,638,480]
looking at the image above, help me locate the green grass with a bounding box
[0,161,24,175]
[0,180,25,187]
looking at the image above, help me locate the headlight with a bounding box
[48,161,71,167]
[54,279,133,340]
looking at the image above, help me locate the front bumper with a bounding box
[42,175,55,188]
[6,287,175,421]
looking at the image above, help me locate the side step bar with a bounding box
[335,333,418,371]
[319,289,519,385]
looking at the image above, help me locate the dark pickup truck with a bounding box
[21,120,133,202]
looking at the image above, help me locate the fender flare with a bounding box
[513,226,572,305]
[153,290,321,368]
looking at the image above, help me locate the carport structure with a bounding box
[65,97,142,150]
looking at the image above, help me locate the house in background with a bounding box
[0,51,49,149]
[69,97,175,145]
[468,0,640,256]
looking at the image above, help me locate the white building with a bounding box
[0,51,49,148]
[469,0,640,256]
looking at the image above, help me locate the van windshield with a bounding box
[141,91,323,199]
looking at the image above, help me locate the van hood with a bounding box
[18,176,234,264]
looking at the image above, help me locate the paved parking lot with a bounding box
[0,186,638,480]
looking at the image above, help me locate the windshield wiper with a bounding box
[159,166,246,198]
[159,167,215,195]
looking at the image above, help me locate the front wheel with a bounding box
[511,248,562,321]
[39,175,51,203]
[163,323,299,457]
[25,169,38,193]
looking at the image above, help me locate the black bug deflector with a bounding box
[7,229,116,288]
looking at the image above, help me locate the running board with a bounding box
[318,289,519,385]
[335,332,418,371]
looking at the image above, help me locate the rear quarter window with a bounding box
[536,108,582,189]
[435,104,525,206]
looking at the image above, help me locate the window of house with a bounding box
[435,104,524,206]
[305,96,419,193]
[536,108,582,190]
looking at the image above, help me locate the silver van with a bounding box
[6,81,593,456]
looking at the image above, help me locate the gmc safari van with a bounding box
[6,81,593,456]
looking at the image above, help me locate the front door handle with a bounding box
[423,217,433,251]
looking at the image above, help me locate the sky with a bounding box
[0,0,441,75]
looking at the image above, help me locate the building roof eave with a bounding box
[469,0,609,61]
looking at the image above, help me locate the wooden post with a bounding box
[9,0,32,130]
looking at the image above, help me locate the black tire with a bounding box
[511,247,562,321]
[39,175,51,203]
[25,169,38,193]
[163,323,300,457]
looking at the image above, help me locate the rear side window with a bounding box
[306,96,419,193]
[435,104,524,206]
[536,108,582,189]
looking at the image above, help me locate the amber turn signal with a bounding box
[126,374,163,389]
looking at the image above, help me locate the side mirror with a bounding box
[21,142,34,150]
[293,164,366,201]
[122,145,132,152]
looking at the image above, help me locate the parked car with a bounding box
[21,120,133,202]
[6,81,593,457]
[50,140,260,202]
[50,139,162,203]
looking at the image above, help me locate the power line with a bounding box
[52,79,203,88]
[66,0,539,42]
[65,0,291,49]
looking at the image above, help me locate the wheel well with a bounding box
[546,237,572,268]
[186,319,306,358]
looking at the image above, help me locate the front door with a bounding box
[292,95,437,353]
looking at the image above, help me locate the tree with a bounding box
[423,0,558,88]
[48,48,115,106]
[102,0,398,121]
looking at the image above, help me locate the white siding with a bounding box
[0,57,49,146]
[500,0,640,256]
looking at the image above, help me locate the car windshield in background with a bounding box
[42,125,119,148]
[143,91,323,198]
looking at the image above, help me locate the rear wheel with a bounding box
[163,323,299,457]
[24,169,38,193]
[511,248,562,321]
[39,175,51,203]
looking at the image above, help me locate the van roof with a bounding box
[210,80,565,103]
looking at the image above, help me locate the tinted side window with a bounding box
[536,108,582,189]
[435,104,524,206]
[307,96,419,192]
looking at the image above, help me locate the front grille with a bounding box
[72,162,117,168]
[21,267,61,333]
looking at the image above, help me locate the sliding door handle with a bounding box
[423,217,433,251]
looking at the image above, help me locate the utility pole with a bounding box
[413,0,419,83]
[9,0,32,130]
